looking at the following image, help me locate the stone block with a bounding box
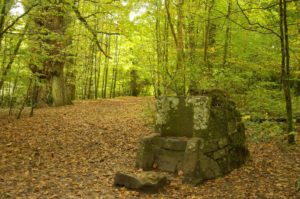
[183,138,203,185]
[153,148,184,172]
[217,157,230,175]
[199,152,222,180]
[156,97,193,137]
[202,140,219,153]
[114,171,167,192]
[135,133,159,170]
[213,147,228,160]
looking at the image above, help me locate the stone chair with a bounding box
[136,90,249,185]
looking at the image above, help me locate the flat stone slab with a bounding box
[114,171,167,192]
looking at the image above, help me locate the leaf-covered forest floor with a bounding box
[0,97,300,199]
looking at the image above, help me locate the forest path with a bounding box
[0,97,300,199]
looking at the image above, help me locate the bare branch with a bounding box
[215,9,281,38]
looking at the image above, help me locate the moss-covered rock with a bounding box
[153,148,185,172]
[183,138,203,185]
[136,133,159,170]
[156,97,193,137]
[198,152,222,180]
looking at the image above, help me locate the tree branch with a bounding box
[0,23,28,91]
[214,8,281,39]
[0,3,38,38]
[69,2,111,58]
[236,0,281,38]
[165,0,177,46]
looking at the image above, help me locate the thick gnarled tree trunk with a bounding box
[27,1,71,107]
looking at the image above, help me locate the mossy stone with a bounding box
[136,133,159,170]
[156,97,193,137]
[198,152,222,180]
[183,138,203,184]
[153,148,185,172]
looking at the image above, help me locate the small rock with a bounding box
[114,171,167,192]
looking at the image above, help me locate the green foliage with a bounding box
[141,98,156,128]
[246,121,285,142]
[0,0,299,141]
[243,86,286,118]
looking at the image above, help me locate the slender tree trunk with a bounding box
[279,0,295,144]
[87,44,95,99]
[187,0,197,90]
[176,0,185,95]
[95,48,102,99]
[17,78,32,119]
[9,63,21,115]
[155,0,162,97]
[111,35,119,98]
[102,35,110,98]
[223,0,232,67]
[204,0,215,70]
[295,2,300,96]
[162,12,169,95]
[83,50,89,99]
[165,0,185,95]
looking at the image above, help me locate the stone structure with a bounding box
[136,90,249,185]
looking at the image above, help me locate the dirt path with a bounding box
[0,97,300,198]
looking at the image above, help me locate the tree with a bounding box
[165,0,186,95]
[279,0,295,144]
[26,0,72,106]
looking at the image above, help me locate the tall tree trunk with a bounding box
[9,63,21,115]
[279,0,295,144]
[187,0,197,90]
[165,0,185,95]
[27,1,71,106]
[162,11,169,95]
[87,44,95,99]
[102,35,110,98]
[95,46,102,99]
[295,2,300,96]
[223,0,232,67]
[110,35,119,98]
[204,0,216,70]
[176,0,185,95]
[155,0,162,97]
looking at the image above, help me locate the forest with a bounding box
[0,0,300,198]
